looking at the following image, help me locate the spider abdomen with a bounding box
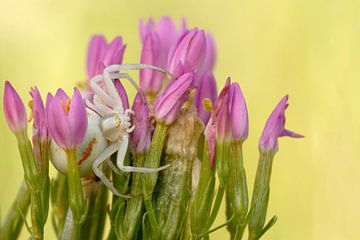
[50,108,108,176]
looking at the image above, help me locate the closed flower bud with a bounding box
[197,33,216,78]
[139,16,181,56]
[86,35,126,82]
[153,72,194,125]
[229,82,248,142]
[30,87,48,141]
[131,91,153,153]
[259,95,304,153]
[194,72,217,125]
[167,29,207,76]
[46,88,88,150]
[3,81,27,134]
[87,35,106,79]
[214,78,232,142]
[113,79,129,110]
[140,32,164,96]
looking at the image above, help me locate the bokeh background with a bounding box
[1,0,359,239]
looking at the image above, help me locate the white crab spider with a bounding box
[86,64,174,197]
[49,64,174,197]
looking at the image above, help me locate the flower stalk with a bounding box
[64,149,87,240]
[226,141,248,239]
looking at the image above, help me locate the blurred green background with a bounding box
[1,0,359,239]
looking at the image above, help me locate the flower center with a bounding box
[60,99,71,113]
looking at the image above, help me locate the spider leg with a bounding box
[105,64,174,78]
[125,109,135,116]
[105,158,122,175]
[86,99,107,116]
[126,125,135,133]
[103,71,123,108]
[117,135,170,173]
[89,74,115,107]
[92,142,131,198]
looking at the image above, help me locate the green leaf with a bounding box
[256,215,278,240]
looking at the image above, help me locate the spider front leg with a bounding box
[117,135,170,173]
[92,142,131,198]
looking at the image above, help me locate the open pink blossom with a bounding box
[46,88,88,150]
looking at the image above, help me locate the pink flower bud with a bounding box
[140,32,164,95]
[259,95,304,153]
[86,35,126,79]
[87,35,106,79]
[153,72,194,125]
[194,72,217,125]
[113,79,129,110]
[46,88,88,150]
[204,115,216,169]
[198,33,216,78]
[3,81,27,134]
[131,91,153,153]
[214,78,232,142]
[139,16,181,56]
[101,37,126,70]
[167,29,207,76]
[30,87,48,142]
[229,82,248,142]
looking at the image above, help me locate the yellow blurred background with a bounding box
[1,0,359,239]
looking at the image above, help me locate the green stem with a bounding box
[17,133,45,240]
[189,138,215,237]
[0,182,31,239]
[118,153,145,240]
[205,184,226,231]
[51,173,69,238]
[143,122,168,194]
[87,181,108,240]
[142,123,168,235]
[66,149,86,240]
[226,141,248,239]
[248,151,274,240]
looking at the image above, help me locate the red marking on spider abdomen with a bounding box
[78,138,97,165]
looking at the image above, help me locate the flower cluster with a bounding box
[2,16,303,240]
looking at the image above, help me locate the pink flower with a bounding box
[87,35,106,79]
[140,16,184,57]
[130,91,153,153]
[167,29,207,77]
[46,88,88,150]
[30,87,48,141]
[86,35,126,79]
[214,78,232,142]
[204,115,216,169]
[139,17,184,96]
[140,32,164,95]
[3,81,27,134]
[229,82,248,142]
[113,79,129,109]
[153,72,194,125]
[259,95,304,153]
[194,72,217,125]
[198,33,216,78]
